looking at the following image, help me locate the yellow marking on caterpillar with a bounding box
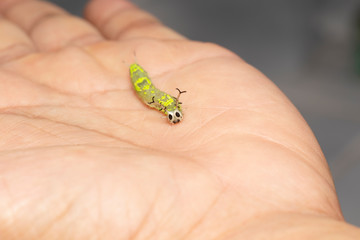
[158,95,174,108]
[129,63,186,124]
[133,77,152,92]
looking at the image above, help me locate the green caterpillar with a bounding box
[130,63,186,124]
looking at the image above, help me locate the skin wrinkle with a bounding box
[61,178,108,240]
[146,49,239,83]
[216,212,290,240]
[190,132,228,151]
[177,134,339,219]
[81,43,119,79]
[245,197,338,232]
[21,121,73,143]
[0,43,35,65]
[129,188,160,240]
[230,212,349,239]
[248,132,334,188]
[188,102,280,111]
[114,19,161,40]
[119,34,183,43]
[190,128,338,216]
[87,88,130,100]
[183,154,229,192]
[178,104,328,186]
[27,12,67,36]
[181,187,227,240]
[2,46,123,95]
[248,109,325,163]
[179,108,230,139]
[84,42,132,83]
[36,197,77,240]
[0,104,150,136]
[139,160,227,239]
[0,105,83,114]
[169,111,232,151]
[159,123,171,139]
[158,165,195,232]
[243,105,326,162]
[0,103,160,113]
[119,110,147,128]
[197,128,321,181]
[48,190,98,239]
[0,144,138,156]
[151,186,177,237]
[0,66,80,97]
[0,104,62,112]
[74,104,143,133]
[0,111,148,151]
[1,111,45,138]
[57,32,104,49]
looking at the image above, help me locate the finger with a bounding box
[0,0,66,32]
[0,17,35,64]
[0,0,26,11]
[2,0,104,51]
[85,0,184,40]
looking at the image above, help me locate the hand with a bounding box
[0,0,359,239]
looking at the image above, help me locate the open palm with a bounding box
[0,0,358,239]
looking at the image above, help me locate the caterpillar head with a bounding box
[167,109,183,124]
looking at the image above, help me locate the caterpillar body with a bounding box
[129,63,186,124]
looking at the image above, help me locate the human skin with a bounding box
[0,0,359,239]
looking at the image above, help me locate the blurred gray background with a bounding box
[47,0,360,226]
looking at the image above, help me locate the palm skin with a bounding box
[0,0,359,239]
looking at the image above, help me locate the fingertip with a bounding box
[84,0,135,28]
[85,0,184,40]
